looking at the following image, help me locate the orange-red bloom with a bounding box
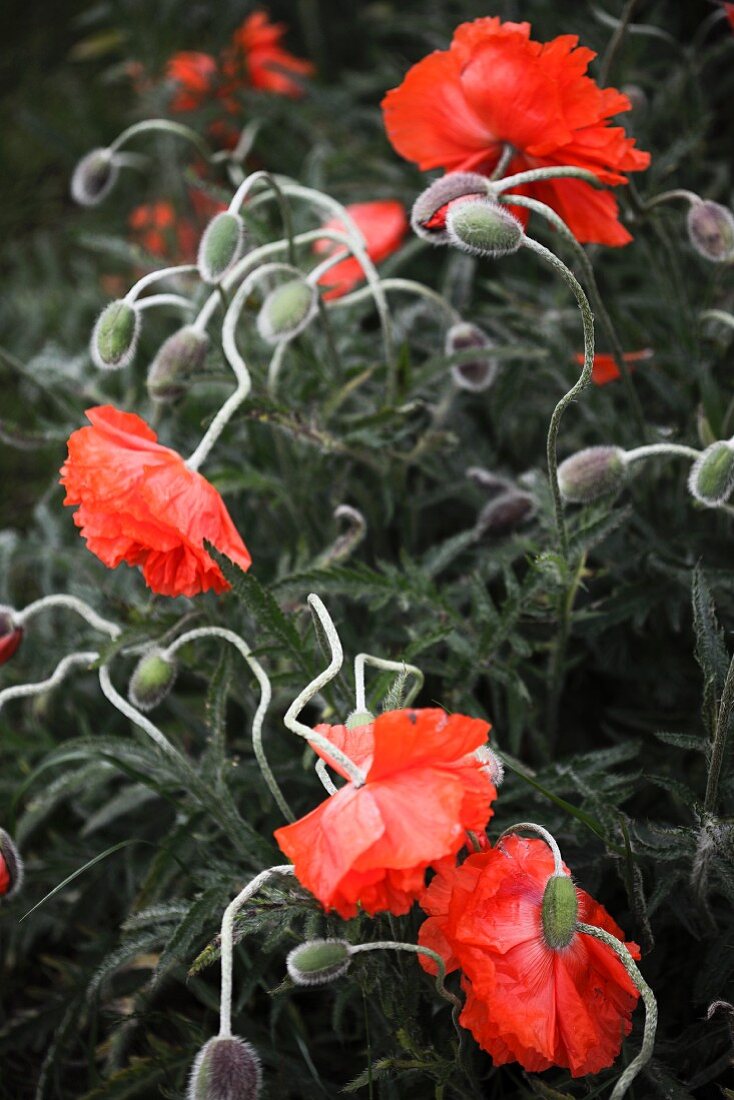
[167,52,218,111]
[274,708,496,919]
[382,17,650,246]
[419,835,640,1076]
[314,201,408,299]
[574,348,653,386]
[0,610,22,666]
[725,3,734,32]
[60,406,251,598]
[225,10,314,98]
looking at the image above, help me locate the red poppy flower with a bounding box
[574,348,653,386]
[225,10,314,98]
[382,17,650,246]
[0,851,10,895]
[60,406,252,598]
[274,708,496,919]
[419,835,640,1076]
[0,610,22,666]
[725,3,734,32]
[167,51,218,112]
[313,201,409,299]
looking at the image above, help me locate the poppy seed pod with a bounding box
[0,607,23,666]
[446,199,524,258]
[688,441,734,507]
[287,939,352,986]
[91,300,141,371]
[256,277,318,345]
[198,212,245,284]
[558,446,626,504]
[411,172,490,243]
[476,490,535,537]
[541,873,579,950]
[147,326,210,402]
[687,201,734,263]
[446,321,498,392]
[187,1036,262,1100]
[0,829,23,900]
[70,148,118,207]
[128,648,178,712]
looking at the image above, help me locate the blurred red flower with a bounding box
[0,610,22,666]
[129,192,227,262]
[574,348,653,386]
[60,406,251,597]
[382,17,650,246]
[274,708,496,919]
[419,835,640,1075]
[313,201,408,299]
[167,52,218,112]
[725,3,734,32]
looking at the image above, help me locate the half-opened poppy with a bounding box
[419,835,640,1075]
[574,348,653,386]
[60,406,252,597]
[314,201,408,299]
[274,708,496,919]
[382,17,650,246]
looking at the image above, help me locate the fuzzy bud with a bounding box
[198,212,245,284]
[446,322,497,392]
[91,300,140,371]
[411,172,490,244]
[345,709,375,730]
[128,648,177,712]
[474,745,504,787]
[188,1036,262,1100]
[446,199,524,258]
[0,829,23,900]
[687,201,734,263]
[476,491,535,537]
[71,148,118,207]
[256,278,318,345]
[688,441,734,507]
[558,446,626,504]
[147,326,210,402]
[541,873,578,950]
[0,607,23,666]
[287,939,352,986]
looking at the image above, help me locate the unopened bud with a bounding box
[466,467,513,496]
[147,326,210,402]
[71,148,118,207]
[198,212,245,284]
[287,939,352,986]
[474,745,504,787]
[91,300,140,371]
[411,172,490,243]
[188,1036,262,1100]
[256,277,318,345]
[0,829,23,900]
[476,490,535,536]
[446,322,497,392]
[345,709,374,730]
[0,607,23,666]
[128,648,177,712]
[558,446,626,504]
[541,873,578,950]
[688,441,734,507]
[687,201,734,263]
[446,199,524,258]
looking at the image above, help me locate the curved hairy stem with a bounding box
[353,653,424,713]
[496,822,564,875]
[0,651,98,714]
[14,595,121,637]
[350,941,461,1011]
[109,119,214,162]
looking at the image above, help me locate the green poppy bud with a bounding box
[687,201,734,263]
[187,1036,262,1100]
[147,326,210,402]
[71,148,118,207]
[688,441,734,507]
[411,173,490,244]
[128,648,177,712]
[446,198,524,258]
[0,828,23,900]
[287,939,352,986]
[541,873,578,950]
[446,322,497,392]
[91,300,140,371]
[256,277,318,345]
[198,212,245,284]
[558,446,626,504]
[345,709,374,730]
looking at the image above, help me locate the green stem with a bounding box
[350,942,461,1012]
[598,0,640,87]
[109,120,214,163]
[547,552,587,750]
[704,648,734,814]
[491,165,604,195]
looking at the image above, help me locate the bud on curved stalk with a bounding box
[128,648,178,712]
[687,201,734,263]
[198,212,246,284]
[558,446,626,504]
[256,277,318,345]
[287,939,352,986]
[541,872,579,949]
[446,199,524,258]
[147,326,210,402]
[70,148,119,207]
[475,490,535,536]
[411,172,491,243]
[0,829,23,900]
[0,607,23,666]
[188,1036,262,1100]
[90,300,141,371]
[688,441,734,506]
[446,322,498,392]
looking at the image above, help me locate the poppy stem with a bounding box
[496,822,564,876]
[642,188,702,212]
[108,119,215,164]
[0,651,98,714]
[328,277,461,326]
[349,942,461,1011]
[228,170,297,268]
[490,165,604,195]
[622,443,700,466]
[576,922,657,1099]
[13,594,121,637]
[353,653,424,713]
[123,264,198,305]
[703,646,734,815]
[489,143,515,182]
[134,293,196,314]
[701,308,734,333]
[315,758,338,795]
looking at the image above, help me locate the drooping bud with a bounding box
[687,201,734,263]
[475,491,535,537]
[0,607,23,666]
[287,939,352,986]
[474,745,504,787]
[90,300,140,371]
[70,148,118,207]
[198,212,245,284]
[446,322,498,392]
[0,829,23,900]
[128,648,178,712]
[345,709,375,730]
[558,446,626,504]
[411,173,490,244]
[256,277,318,345]
[187,1036,262,1100]
[541,873,578,950]
[466,467,513,496]
[688,441,734,507]
[147,326,210,403]
[446,199,524,258]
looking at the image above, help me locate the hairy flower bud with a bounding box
[71,148,118,207]
[287,939,352,986]
[188,1036,262,1100]
[688,441,734,507]
[256,277,318,345]
[474,745,504,787]
[411,172,490,243]
[0,829,23,900]
[147,326,210,402]
[91,300,140,371]
[687,201,734,263]
[446,199,524,258]
[198,212,245,284]
[345,709,375,730]
[446,322,498,391]
[128,649,178,712]
[476,490,535,536]
[558,446,626,504]
[541,873,578,950]
[0,607,23,666]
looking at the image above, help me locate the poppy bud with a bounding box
[466,467,513,496]
[91,300,141,371]
[475,745,504,787]
[411,172,490,243]
[187,1036,262,1100]
[687,201,734,263]
[0,829,23,900]
[128,648,177,712]
[70,148,118,207]
[541,873,578,950]
[256,277,318,345]
[0,607,23,666]
[446,322,497,392]
[286,939,352,986]
[688,441,734,507]
[558,446,626,504]
[147,326,210,402]
[446,199,524,258]
[345,709,374,730]
[476,490,535,536]
[198,212,246,284]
